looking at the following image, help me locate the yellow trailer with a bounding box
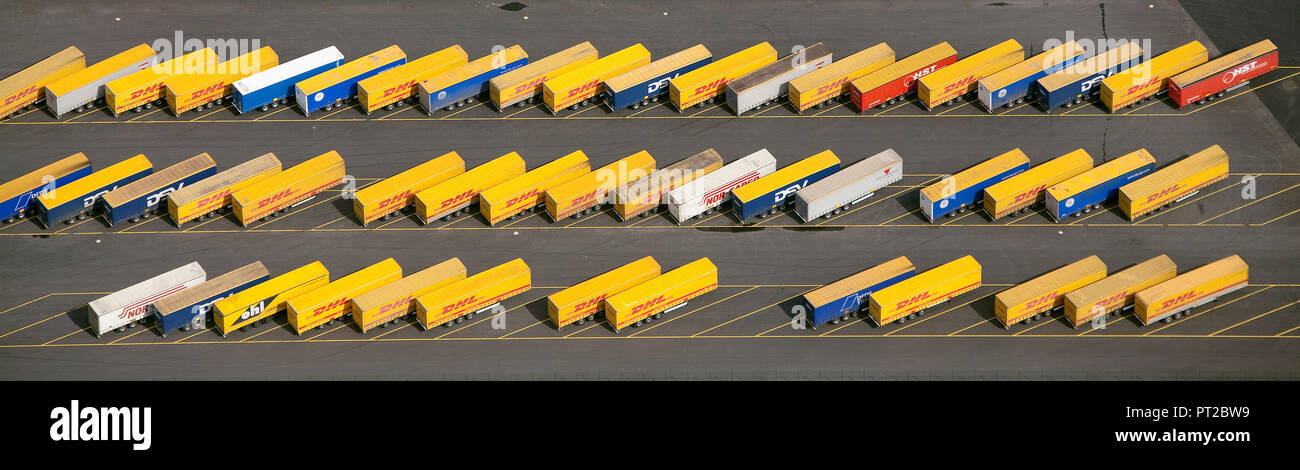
[211,261,329,336]
[489,42,597,110]
[166,153,281,227]
[994,255,1107,328]
[668,42,777,110]
[545,150,656,220]
[612,148,723,220]
[1119,144,1229,220]
[105,48,219,116]
[1135,255,1247,325]
[542,43,650,113]
[353,152,465,226]
[1100,41,1208,111]
[1064,255,1177,328]
[351,258,466,332]
[603,258,718,332]
[869,255,982,325]
[547,256,661,329]
[165,46,278,114]
[917,39,1023,109]
[358,45,468,114]
[286,258,402,334]
[788,43,894,112]
[231,150,346,226]
[983,148,1094,220]
[416,258,532,329]
[479,151,590,225]
[413,152,526,224]
[0,46,84,118]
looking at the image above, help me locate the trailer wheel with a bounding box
[896,317,907,324]
[1162,316,1172,323]
[632,320,642,327]
[576,318,585,325]
[443,321,452,328]
[454,316,464,324]
[205,102,215,109]
[385,104,395,111]
[116,326,126,332]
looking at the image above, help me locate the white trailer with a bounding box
[88,262,205,337]
[46,48,157,118]
[724,43,831,115]
[666,149,776,224]
[795,148,903,222]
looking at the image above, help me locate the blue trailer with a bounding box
[0,153,92,223]
[233,46,344,114]
[1045,149,1156,221]
[151,262,270,337]
[799,257,917,326]
[420,45,528,113]
[1032,41,1145,111]
[99,154,216,227]
[295,45,406,115]
[731,150,841,224]
[978,42,1088,111]
[605,44,712,110]
[919,149,1030,222]
[33,155,152,229]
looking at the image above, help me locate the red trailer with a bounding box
[849,42,957,111]
[1168,39,1278,108]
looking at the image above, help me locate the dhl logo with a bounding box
[1160,290,1198,310]
[631,295,668,316]
[566,79,602,98]
[128,83,164,101]
[1145,184,1182,204]
[503,189,540,210]
[569,189,601,206]
[189,81,226,100]
[941,75,977,95]
[438,189,476,209]
[815,77,849,96]
[895,291,931,310]
[311,297,349,317]
[572,295,608,314]
[3,85,39,105]
[693,78,727,96]
[257,189,295,208]
[194,189,233,210]
[1124,76,1161,97]
[1012,185,1047,204]
[377,295,415,316]
[1024,290,1060,311]
[441,295,478,315]
[513,75,548,95]
[1097,290,1130,308]
[383,80,417,98]
[376,190,412,211]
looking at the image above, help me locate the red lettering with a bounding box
[693,78,727,96]
[258,189,294,208]
[439,189,475,209]
[895,291,932,310]
[1160,290,1198,310]
[1145,184,1182,204]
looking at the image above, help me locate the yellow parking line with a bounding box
[933,101,970,116]
[237,323,283,342]
[367,321,413,340]
[116,215,165,233]
[126,107,162,121]
[884,293,990,336]
[872,98,915,116]
[62,106,105,121]
[248,195,341,229]
[498,318,549,338]
[3,107,41,121]
[1120,96,1166,115]
[0,311,69,340]
[624,102,664,118]
[1183,70,1300,116]
[251,105,292,120]
[107,326,152,344]
[377,105,416,120]
[1210,298,1300,336]
[42,327,90,345]
[940,210,978,226]
[0,294,56,317]
[562,208,612,227]
[878,208,921,225]
[745,101,785,117]
[997,102,1031,115]
[1197,182,1300,225]
[187,105,228,122]
[686,103,721,117]
[624,210,660,227]
[564,104,601,118]
[690,211,727,226]
[562,320,606,337]
[504,103,541,118]
[171,326,214,343]
[499,211,538,228]
[1066,203,1117,224]
[180,213,227,232]
[809,101,847,116]
[1258,207,1300,226]
[52,217,94,234]
[433,292,551,338]
[440,101,484,118]
[1143,286,1273,335]
[695,291,811,337]
[819,177,940,225]
[628,287,757,337]
[752,209,793,226]
[312,105,352,121]
[312,216,347,230]
[1012,312,1064,335]
[1275,324,1300,337]
[1136,181,1241,223]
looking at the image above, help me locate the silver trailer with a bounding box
[795,148,903,222]
[46,47,158,118]
[88,262,205,337]
[666,149,776,223]
[724,43,831,115]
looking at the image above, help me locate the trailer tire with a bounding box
[454,317,463,324]
[116,326,126,332]
[576,318,585,325]
[633,320,642,327]
[443,322,452,328]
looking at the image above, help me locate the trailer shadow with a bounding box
[62,305,91,331]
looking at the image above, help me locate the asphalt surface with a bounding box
[0,0,1297,379]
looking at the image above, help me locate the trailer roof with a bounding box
[1064,255,1176,309]
[871,256,981,306]
[1037,42,1143,93]
[39,155,152,210]
[420,45,527,93]
[490,42,597,90]
[103,153,216,208]
[981,41,1085,91]
[604,258,717,312]
[288,258,402,313]
[235,46,343,94]
[213,261,328,316]
[1120,145,1228,198]
[985,149,1093,203]
[606,45,710,93]
[152,262,269,315]
[0,46,83,94]
[995,256,1107,308]
[734,150,840,203]
[89,262,205,316]
[727,43,831,92]
[354,152,464,207]
[803,256,914,308]
[1135,256,1247,307]
[417,259,531,307]
[297,45,405,95]
[545,44,649,93]
[1046,149,1154,199]
[616,149,724,201]
[548,257,661,310]
[850,42,956,94]
[921,39,1022,88]
[352,258,466,313]
[481,151,589,204]
[168,153,281,207]
[1170,39,1277,87]
[667,148,775,205]
[797,148,901,203]
[46,44,156,96]
[0,153,90,203]
[920,148,1029,203]
[790,43,893,95]
[232,151,344,205]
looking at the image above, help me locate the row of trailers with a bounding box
[78,250,1248,338]
[0,37,1278,119]
[796,254,1249,330]
[0,141,1229,231]
[84,255,718,338]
